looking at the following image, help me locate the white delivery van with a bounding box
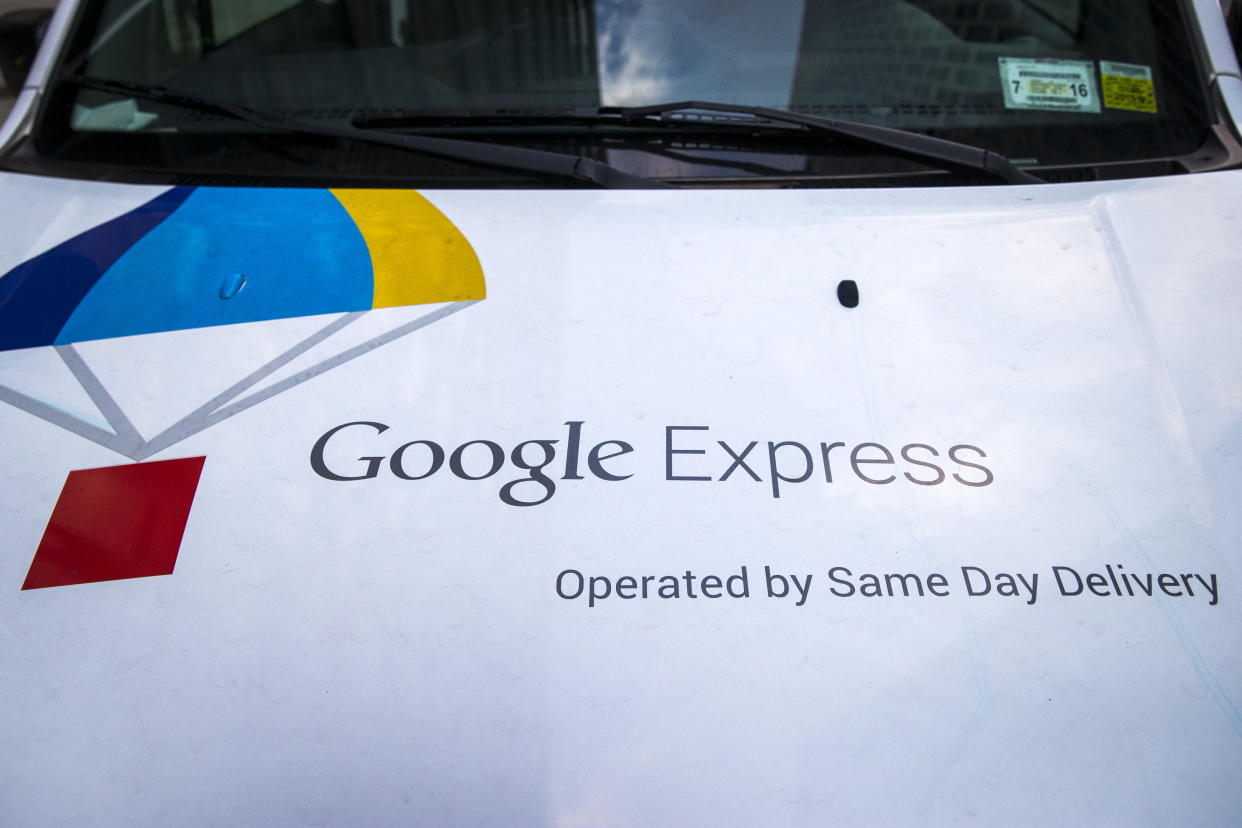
[1,1,1240,824]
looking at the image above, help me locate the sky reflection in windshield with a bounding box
[595,0,805,106]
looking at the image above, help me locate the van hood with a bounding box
[1,171,1239,824]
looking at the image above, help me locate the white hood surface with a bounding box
[1,169,1240,824]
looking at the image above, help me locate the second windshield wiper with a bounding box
[621,101,1044,185]
[358,100,1045,186]
[60,75,668,189]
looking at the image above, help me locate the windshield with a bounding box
[14,0,1216,186]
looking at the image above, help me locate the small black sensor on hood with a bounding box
[837,279,859,308]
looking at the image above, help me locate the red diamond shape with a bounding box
[22,457,206,590]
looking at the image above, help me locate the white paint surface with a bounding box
[1,171,1240,825]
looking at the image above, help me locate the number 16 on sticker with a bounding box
[1012,79,1090,98]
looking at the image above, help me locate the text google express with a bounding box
[311,421,993,506]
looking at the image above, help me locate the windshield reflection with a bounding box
[595,0,806,106]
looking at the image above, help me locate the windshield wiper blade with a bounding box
[609,100,1044,185]
[357,101,1043,185]
[60,75,669,188]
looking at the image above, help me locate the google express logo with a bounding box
[0,185,484,589]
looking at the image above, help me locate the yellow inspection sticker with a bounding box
[1100,61,1157,113]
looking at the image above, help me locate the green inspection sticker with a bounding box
[1100,61,1157,113]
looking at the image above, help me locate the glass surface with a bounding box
[18,0,1218,184]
